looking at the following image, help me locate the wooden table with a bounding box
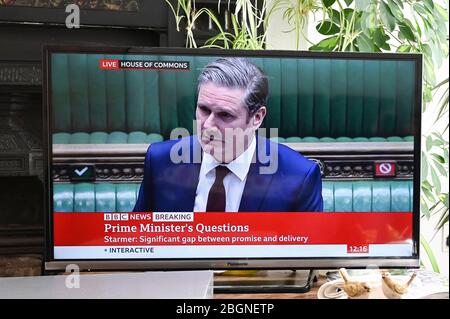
[213,270,325,299]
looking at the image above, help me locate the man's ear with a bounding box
[252,106,267,129]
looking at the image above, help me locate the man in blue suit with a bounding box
[133,57,323,212]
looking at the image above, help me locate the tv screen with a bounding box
[43,46,421,270]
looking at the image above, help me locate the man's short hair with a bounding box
[197,57,269,116]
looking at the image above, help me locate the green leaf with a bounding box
[428,200,441,213]
[344,0,353,6]
[423,0,434,11]
[373,44,382,52]
[421,154,428,179]
[431,153,446,165]
[431,159,447,177]
[380,1,396,32]
[420,235,441,273]
[231,13,240,37]
[435,3,448,20]
[423,186,435,203]
[412,2,428,17]
[431,138,445,147]
[436,208,449,230]
[415,20,422,38]
[316,20,340,35]
[398,21,417,42]
[323,0,336,8]
[426,135,433,151]
[386,0,403,20]
[343,41,355,52]
[379,42,390,51]
[423,85,432,104]
[329,9,341,25]
[343,8,355,21]
[430,167,441,194]
[404,18,418,33]
[373,27,390,50]
[368,7,378,29]
[422,180,432,189]
[421,199,430,219]
[421,43,433,60]
[397,44,411,53]
[356,33,374,52]
[309,36,339,51]
[359,11,371,36]
[392,0,404,10]
[424,57,437,86]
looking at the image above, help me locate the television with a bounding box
[43,46,421,275]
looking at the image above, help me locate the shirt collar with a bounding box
[201,136,256,182]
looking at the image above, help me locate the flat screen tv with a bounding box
[43,46,421,272]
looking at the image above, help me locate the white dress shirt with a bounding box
[193,137,256,212]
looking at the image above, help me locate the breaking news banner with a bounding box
[99,59,190,71]
[53,212,413,259]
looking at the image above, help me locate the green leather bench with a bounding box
[52,132,413,144]
[52,54,415,142]
[53,180,413,212]
[270,136,413,143]
[53,132,164,144]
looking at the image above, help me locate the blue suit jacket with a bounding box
[133,135,323,212]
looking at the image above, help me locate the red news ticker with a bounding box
[53,212,413,247]
[99,59,120,70]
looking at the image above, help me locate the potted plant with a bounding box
[166,0,449,273]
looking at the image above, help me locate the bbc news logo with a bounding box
[104,213,129,221]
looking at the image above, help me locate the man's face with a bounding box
[196,82,266,163]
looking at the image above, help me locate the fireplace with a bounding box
[0,87,43,248]
[0,2,178,273]
[0,88,44,275]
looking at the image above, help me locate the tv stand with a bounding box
[213,269,317,293]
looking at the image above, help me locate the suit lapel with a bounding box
[180,135,203,211]
[174,163,201,211]
[171,136,202,211]
[238,136,274,212]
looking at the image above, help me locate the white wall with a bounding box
[265,0,309,50]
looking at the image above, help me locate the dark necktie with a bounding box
[206,165,230,212]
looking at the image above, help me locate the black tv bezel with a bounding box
[43,45,422,271]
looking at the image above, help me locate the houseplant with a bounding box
[303,0,449,273]
[165,0,449,272]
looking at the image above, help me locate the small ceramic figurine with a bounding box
[339,268,371,299]
[381,271,416,299]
